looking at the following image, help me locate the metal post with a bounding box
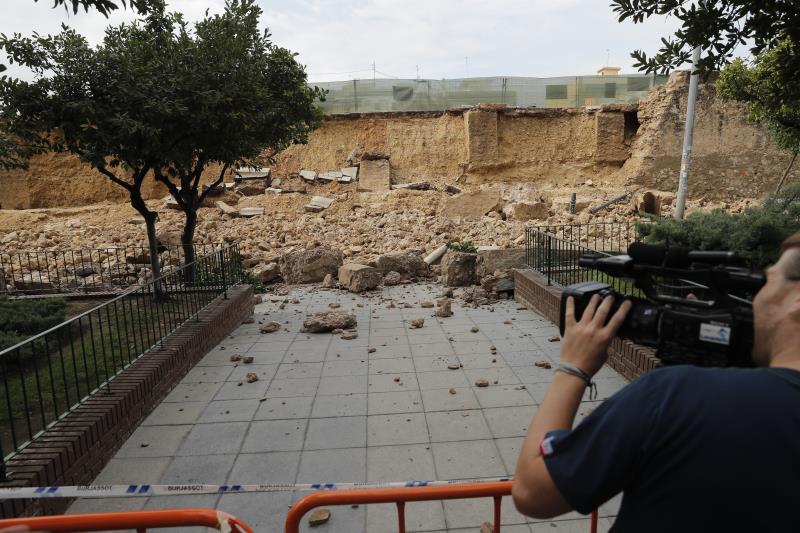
[675,46,701,220]
[569,192,576,214]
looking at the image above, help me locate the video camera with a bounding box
[560,243,766,367]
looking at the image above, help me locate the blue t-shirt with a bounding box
[542,365,800,532]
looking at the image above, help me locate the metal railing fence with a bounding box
[0,244,244,472]
[525,223,644,297]
[0,244,226,295]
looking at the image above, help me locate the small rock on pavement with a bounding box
[328,302,341,309]
[434,298,453,318]
[410,318,424,329]
[470,326,480,333]
[245,372,259,383]
[547,335,561,342]
[535,359,552,369]
[420,301,434,308]
[480,521,494,533]
[229,354,242,362]
[475,378,490,387]
[368,347,377,353]
[341,331,358,340]
[383,271,403,286]
[308,508,331,527]
[260,322,282,333]
[321,273,335,288]
[447,363,461,370]
[448,388,457,395]
[243,356,254,364]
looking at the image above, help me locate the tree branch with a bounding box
[96,165,133,191]
[153,167,188,209]
[198,162,229,204]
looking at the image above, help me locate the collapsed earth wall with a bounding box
[1,70,795,210]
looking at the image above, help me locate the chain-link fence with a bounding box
[314,74,668,114]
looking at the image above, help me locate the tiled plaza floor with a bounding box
[69,283,628,532]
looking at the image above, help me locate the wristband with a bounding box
[554,363,597,400]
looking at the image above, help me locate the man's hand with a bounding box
[560,294,633,377]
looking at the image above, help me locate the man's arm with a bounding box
[512,294,632,518]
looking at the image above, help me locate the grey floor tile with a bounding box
[495,436,526,473]
[529,518,612,533]
[311,393,368,418]
[420,387,480,412]
[227,451,300,484]
[141,401,205,426]
[412,355,462,373]
[242,419,308,452]
[367,413,429,446]
[115,425,192,458]
[432,439,507,479]
[368,390,424,415]
[296,447,366,483]
[214,379,270,401]
[369,356,416,374]
[163,382,223,403]
[254,396,315,420]
[443,496,528,529]
[93,457,171,484]
[453,353,502,370]
[366,443,437,481]
[483,405,536,439]
[474,385,536,408]
[317,374,368,395]
[411,342,455,357]
[198,399,260,423]
[464,367,521,386]
[182,365,233,383]
[275,362,323,380]
[160,454,236,483]
[68,497,146,515]
[321,359,368,377]
[368,372,419,392]
[416,370,470,390]
[367,502,446,533]
[178,421,249,455]
[425,410,493,442]
[267,377,320,398]
[304,416,367,450]
[364,343,412,358]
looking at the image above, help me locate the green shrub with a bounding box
[638,183,800,269]
[447,241,478,254]
[0,297,68,351]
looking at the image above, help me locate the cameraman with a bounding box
[512,232,800,532]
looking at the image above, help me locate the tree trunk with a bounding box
[128,186,164,299]
[182,207,198,284]
[776,152,798,193]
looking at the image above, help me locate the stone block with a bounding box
[216,201,239,216]
[357,159,391,192]
[299,170,317,182]
[477,247,526,277]
[339,263,382,292]
[239,207,264,217]
[442,251,478,287]
[279,246,343,284]
[441,190,502,219]
[502,201,549,221]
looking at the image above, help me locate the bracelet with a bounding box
[554,363,597,400]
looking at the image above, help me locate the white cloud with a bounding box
[1,0,695,83]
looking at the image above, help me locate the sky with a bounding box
[1,0,690,82]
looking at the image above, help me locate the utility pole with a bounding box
[372,61,376,81]
[416,64,420,80]
[674,46,701,220]
[465,56,469,77]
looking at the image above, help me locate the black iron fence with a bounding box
[0,244,244,472]
[0,244,225,295]
[525,222,644,296]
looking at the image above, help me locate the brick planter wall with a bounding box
[514,269,660,381]
[0,285,254,518]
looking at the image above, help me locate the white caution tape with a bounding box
[0,477,512,500]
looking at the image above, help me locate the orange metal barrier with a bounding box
[284,481,599,533]
[0,508,255,533]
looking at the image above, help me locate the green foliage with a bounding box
[0,297,67,351]
[39,0,150,17]
[717,38,800,155]
[447,241,478,254]
[240,269,266,294]
[637,183,800,268]
[611,1,800,74]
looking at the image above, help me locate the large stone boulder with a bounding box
[501,202,550,221]
[251,262,280,284]
[339,263,382,292]
[442,251,478,287]
[477,247,526,277]
[441,190,502,219]
[303,311,358,333]
[376,252,429,278]
[279,246,343,284]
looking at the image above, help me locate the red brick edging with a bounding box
[514,269,660,381]
[0,285,254,518]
